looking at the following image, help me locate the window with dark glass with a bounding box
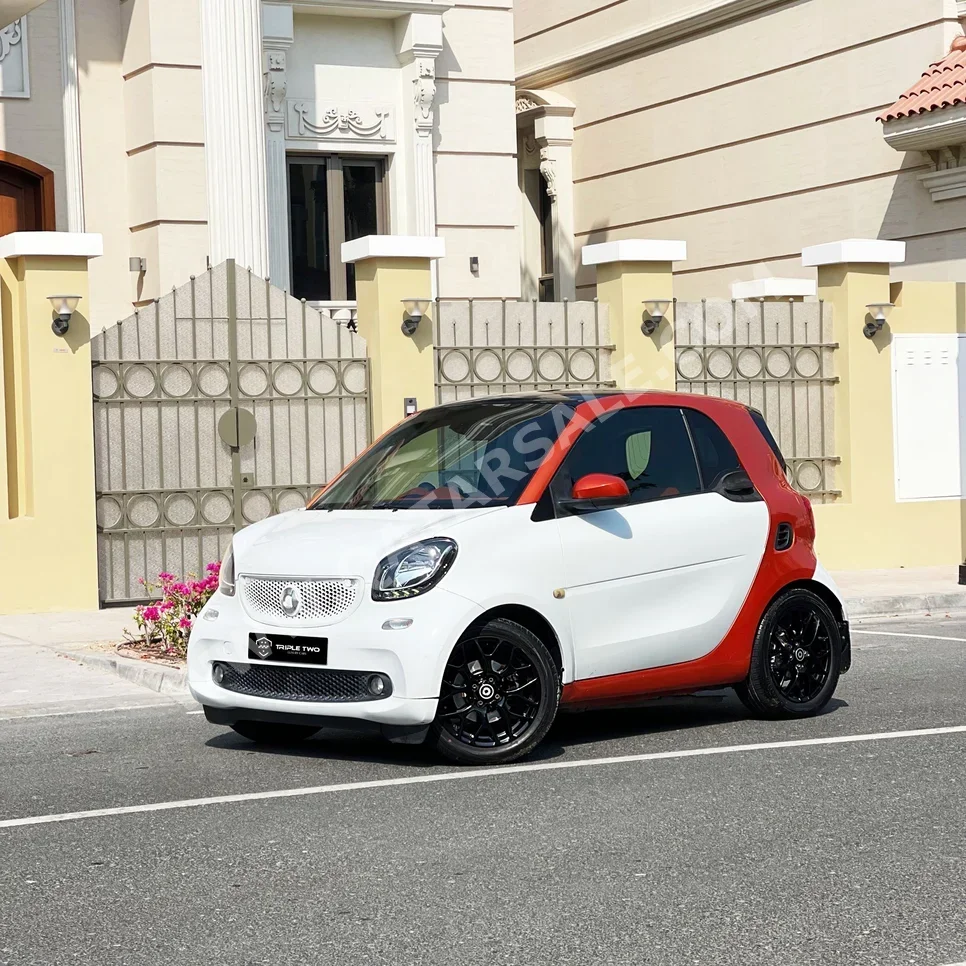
[684,409,743,489]
[538,173,554,302]
[555,407,702,506]
[288,156,385,302]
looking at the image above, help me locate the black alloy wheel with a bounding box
[736,587,842,719]
[230,721,320,744]
[433,617,561,765]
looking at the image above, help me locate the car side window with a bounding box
[555,407,702,507]
[683,409,744,489]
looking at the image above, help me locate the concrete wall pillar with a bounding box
[343,235,445,436]
[0,232,103,614]
[583,240,686,391]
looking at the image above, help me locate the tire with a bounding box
[433,617,561,766]
[736,587,842,719]
[230,721,320,744]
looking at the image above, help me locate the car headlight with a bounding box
[372,538,458,601]
[219,542,236,597]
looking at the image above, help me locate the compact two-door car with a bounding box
[189,391,851,765]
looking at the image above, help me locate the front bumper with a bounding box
[188,585,483,728]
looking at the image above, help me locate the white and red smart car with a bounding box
[189,391,851,765]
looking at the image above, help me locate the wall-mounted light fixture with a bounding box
[864,302,894,340]
[401,297,431,337]
[48,295,81,336]
[641,299,671,336]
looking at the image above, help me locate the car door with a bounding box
[553,404,770,682]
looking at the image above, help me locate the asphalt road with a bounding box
[1,614,965,966]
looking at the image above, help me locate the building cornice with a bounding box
[881,103,966,153]
[516,0,795,89]
[288,0,452,18]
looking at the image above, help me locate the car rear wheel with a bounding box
[736,587,842,719]
[229,721,320,744]
[433,618,561,766]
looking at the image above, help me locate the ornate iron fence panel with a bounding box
[434,299,614,403]
[91,260,370,605]
[674,299,839,503]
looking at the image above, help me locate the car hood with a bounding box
[233,507,503,578]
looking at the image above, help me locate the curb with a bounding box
[56,647,187,695]
[845,592,966,620]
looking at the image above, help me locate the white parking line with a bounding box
[0,704,171,723]
[852,630,966,644]
[1,724,964,831]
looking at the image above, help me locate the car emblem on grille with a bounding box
[280,584,302,617]
[254,636,273,660]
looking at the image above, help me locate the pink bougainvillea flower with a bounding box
[206,562,221,574]
[143,606,161,622]
[171,582,190,596]
[179,617,192,630]
[159,600,175,612]
[157,572,176,582]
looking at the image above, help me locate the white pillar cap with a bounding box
[342,235,446,264]
[582,239,687,266]
[802,238,906,267]
[731,277,817,300]
[0,231,103,260]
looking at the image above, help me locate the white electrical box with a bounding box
[892,334,966,501]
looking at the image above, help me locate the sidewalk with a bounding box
[830,566,966,619]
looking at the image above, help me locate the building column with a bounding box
[583,240,687,391]
[397,14,443,238]
[200,0,270,278]
[343,235,445,434]
[262,4,294,288]
[58,0,85,232]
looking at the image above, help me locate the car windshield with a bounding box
[312,398,576,510]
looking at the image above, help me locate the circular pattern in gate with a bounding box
[242,489,273,524]
[95,496,123,530]
[164,492,197,527]
[239,363,269,397]
[765,348,792,379]
[198,363,230,398]
[505,349,535,383]
[307,362,338,396]
[341,361,368,395]
[123,364,157,399]
[472,349,504,384]
[127,494,161,529]
[736,348,763,379]
[794,460,824,493]
[536,349,566,383]
[272,362,303,396]
[568,348,598,383]
[92,365,120,399]
[160,364,193,398]
[200,491,233,526]
[277,488,307,514]
[707,348,734,380]
[794,347,821,379]
[676,348,704,381]
[440,349,471,384]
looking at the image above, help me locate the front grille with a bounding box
[239,576,362,626]
[214,663,392,703]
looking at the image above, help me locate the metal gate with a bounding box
[91,260,371,605]
[675,298,839,503]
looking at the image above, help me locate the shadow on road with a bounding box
[204,691,849,769]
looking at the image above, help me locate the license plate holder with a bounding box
[248,633,328,665]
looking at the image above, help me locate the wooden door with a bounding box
[0,153,56,234]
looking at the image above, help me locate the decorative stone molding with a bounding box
[312,301,360,331]
[801,238,906,267]
[0,16,28,98]
[516,96,538,114]
[583,239,688,266]
[288,101,395,142]
[731,277,817,301]
[918,165,966,202]
[414,57,437,135]
[539,147,557,199]
[264,50,287,132]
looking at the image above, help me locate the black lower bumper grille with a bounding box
[214,663,392,703]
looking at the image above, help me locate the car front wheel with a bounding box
[736,587,842,718]
[433,617,561,765]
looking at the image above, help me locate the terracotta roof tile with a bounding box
[878,36,966,122]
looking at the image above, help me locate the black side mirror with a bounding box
[715,470,761,503]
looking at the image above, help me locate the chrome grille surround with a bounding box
[238,575,363,627]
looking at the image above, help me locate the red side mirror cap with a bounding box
[572,473,630,501]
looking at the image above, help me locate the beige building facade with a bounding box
[515,0,966,301]
[0,0,519,333]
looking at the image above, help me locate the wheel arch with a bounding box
[772,578,846,623]
[466,604,565,677]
